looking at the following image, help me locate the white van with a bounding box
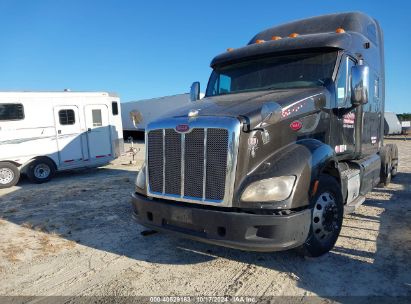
[0,91,124,188]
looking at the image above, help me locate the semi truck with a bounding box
[131,12,398,257]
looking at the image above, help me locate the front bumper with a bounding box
[131,192,311,252]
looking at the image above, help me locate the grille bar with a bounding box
[206,128,229,200]
[147,129,163,193]
[202,129,207,200]
[181,133,185,197]
[184,129,205,198]
[164,129,181,195]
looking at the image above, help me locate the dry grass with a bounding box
[37,234,76,257]
[34,224,49,233]
[4,244,23,262]
[22,222,33,229]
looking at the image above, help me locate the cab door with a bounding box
[334,55,356,155]
[84,105,112,160]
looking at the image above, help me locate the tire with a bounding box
[26,158,56,184]
[303,175,344,257]
[379,146,392,186]
[0,162,20,189]
[386,144,398,178]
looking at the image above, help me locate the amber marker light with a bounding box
[336,28,345,33]
[288,33,299,38]
[255,39,265,44]
[271,36,282,40]
[227,48,234,52]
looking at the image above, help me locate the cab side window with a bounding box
[335,56,356,107]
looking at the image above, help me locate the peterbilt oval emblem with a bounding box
[176,124,190,132]
[290,120,303,131]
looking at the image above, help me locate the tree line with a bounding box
[397,113,411,121]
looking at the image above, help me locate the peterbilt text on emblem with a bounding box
[175,124,190,132]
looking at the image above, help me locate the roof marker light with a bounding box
[271,36,282,40]
[227,48,234,52]
[288,33,299,38]
[336,28,345,33]
[255,39,265,44]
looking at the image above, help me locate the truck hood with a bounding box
[168,87,326,123]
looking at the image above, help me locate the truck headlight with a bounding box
[241,176,296,202]
[136,164,146,189]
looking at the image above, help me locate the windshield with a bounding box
[206,51,337,97]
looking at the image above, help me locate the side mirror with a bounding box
[190,81,200,102]
[351,64,369,106]
[261,102,282,125]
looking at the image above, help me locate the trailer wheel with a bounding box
[303,175,344,257]
[26,158,56,184]
[379,146,392,186]
[0,162,20,189]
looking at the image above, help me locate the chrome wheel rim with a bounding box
[0,168,14,185]
[34,164,50,179]
[312,192,339,243]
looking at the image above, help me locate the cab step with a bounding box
[344,195,366,214]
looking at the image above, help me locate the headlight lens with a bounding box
[136,164,146,189]
[241,176,296,202]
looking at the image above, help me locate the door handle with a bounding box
[58,130,61,134]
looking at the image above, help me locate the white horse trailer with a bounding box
[384,112,402,135]
[0,92,124,188]
[121,93,195,137]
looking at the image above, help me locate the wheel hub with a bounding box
[312,192,339,242]
[0,168,14,184]
[34,164,50,179]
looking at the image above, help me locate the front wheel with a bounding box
[26,158,56,184]
[303,175,344,257]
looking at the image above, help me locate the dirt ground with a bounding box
[0,139,410,299]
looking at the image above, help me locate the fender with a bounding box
[237,139,338,210]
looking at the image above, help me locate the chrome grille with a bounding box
[184,129,205,198]
[147,129,163,193]
[206,129,228,200]
[147,127,232,203]
[164,129,181,195]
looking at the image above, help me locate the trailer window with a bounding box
[112,101,119,115]
[92,109,102,127]
[59,109,75,125]
[0,103,24,121]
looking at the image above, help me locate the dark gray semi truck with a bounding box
[131,12,398,257]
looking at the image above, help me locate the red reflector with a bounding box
[96,155,105,158]
[290,121,303,131]
[64,159,74,163]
